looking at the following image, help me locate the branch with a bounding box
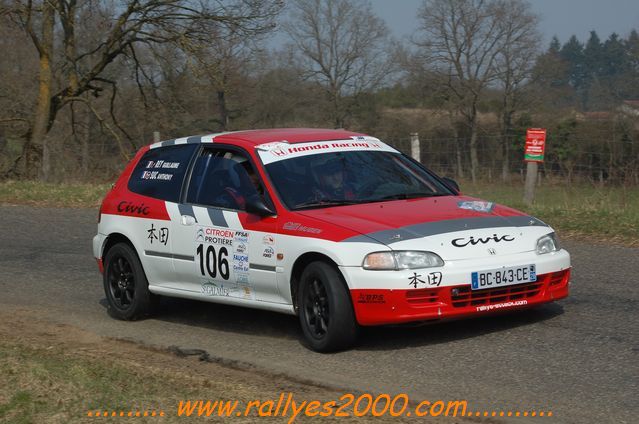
[63,97,131,161]
[0,117,31,125]
[92,77,137,150]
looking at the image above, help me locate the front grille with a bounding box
[406,289,439,304]
[548,270,566,286]
[402,269,569,307]
[450,269,569,308]
[451,281,542,307]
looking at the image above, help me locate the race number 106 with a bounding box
[196,244,230,280]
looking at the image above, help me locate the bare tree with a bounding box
[493,0,540,182]
[181,20,268,131]
[4,0,282,180]
[415,0,512,182]
[284,0,394,128]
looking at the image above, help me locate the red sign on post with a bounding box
[524,128,546,162]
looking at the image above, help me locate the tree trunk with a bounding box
[456,144,464,180]
[31,2,55,181]
[500,109,513,183]
[78,104,91,178]
[217,90,229,130]
[449,113,464,179]
[469,110,479,183]
[501,136,510,183]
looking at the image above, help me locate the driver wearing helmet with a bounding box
[311,156,354,201]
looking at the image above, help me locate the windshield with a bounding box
[263,149,453,210]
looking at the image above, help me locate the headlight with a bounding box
[536,233,560,254]
[363,251,444,270]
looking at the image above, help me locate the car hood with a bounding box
[297,195,552,260]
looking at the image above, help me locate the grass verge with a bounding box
[0,181,111,208]
[462,180,639,246]
[0,307,372,424]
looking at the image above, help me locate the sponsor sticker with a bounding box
[283,222,322,234]
[357,293,386,304]
[195,226,234,246]
[262,246,274,258]
[457,201,494,213]
[262,235,275,245]
[201,282,230,297]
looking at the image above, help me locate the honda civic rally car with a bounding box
[93,128,571,351]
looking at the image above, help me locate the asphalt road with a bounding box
[0,205,637,423]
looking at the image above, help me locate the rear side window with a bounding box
[185,148,264,211]
[128,145,197,202]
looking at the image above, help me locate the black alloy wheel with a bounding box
[103,242,156,320]
[107,255,136,309]
[304,278,330,338]
[298,261,359,352]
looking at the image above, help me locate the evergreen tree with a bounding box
[624,30,639,74]
[549,36,561,54]
[560,35,586,90]
[583,31,603,79]
[624,30,639,98]
[602,33,626,77]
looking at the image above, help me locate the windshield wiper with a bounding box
[375,192,450,201]
[293,199,365,210]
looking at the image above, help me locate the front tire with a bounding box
[298,261,359,352]
[103,242,156,320]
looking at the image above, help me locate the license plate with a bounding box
[471,264,536,290]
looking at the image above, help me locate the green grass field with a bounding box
[0,180,637,246]
[0,181,111,208]
[461,180,639,246]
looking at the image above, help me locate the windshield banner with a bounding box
[256,137,399,165]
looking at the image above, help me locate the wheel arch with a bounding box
[290,252,351,313]
[102,233,136,259]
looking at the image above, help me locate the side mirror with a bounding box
[442,177,460,194]
[245,195,276,217]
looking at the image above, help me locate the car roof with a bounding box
[149,128,367,150]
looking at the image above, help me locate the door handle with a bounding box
[180,215,196,226]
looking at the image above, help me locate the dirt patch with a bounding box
[0,306,476,423]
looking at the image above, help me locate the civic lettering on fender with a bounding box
[117,201,150,216]
[451,234,514,247]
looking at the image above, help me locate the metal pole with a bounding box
[153,131,160,143]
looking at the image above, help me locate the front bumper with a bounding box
[350,268,570,325]
[340,248,571,326]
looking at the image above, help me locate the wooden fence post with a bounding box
[523,161,538,206]
[410,132,420,163]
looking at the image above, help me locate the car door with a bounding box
[170,146,281,303]
[125,143,198,287]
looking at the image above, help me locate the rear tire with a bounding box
[103,242,156,320]
[298,261,359,352]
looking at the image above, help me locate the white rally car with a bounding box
[93,128,571,351]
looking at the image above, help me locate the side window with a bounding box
[128,145,197,202]
[186,148,263,211]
